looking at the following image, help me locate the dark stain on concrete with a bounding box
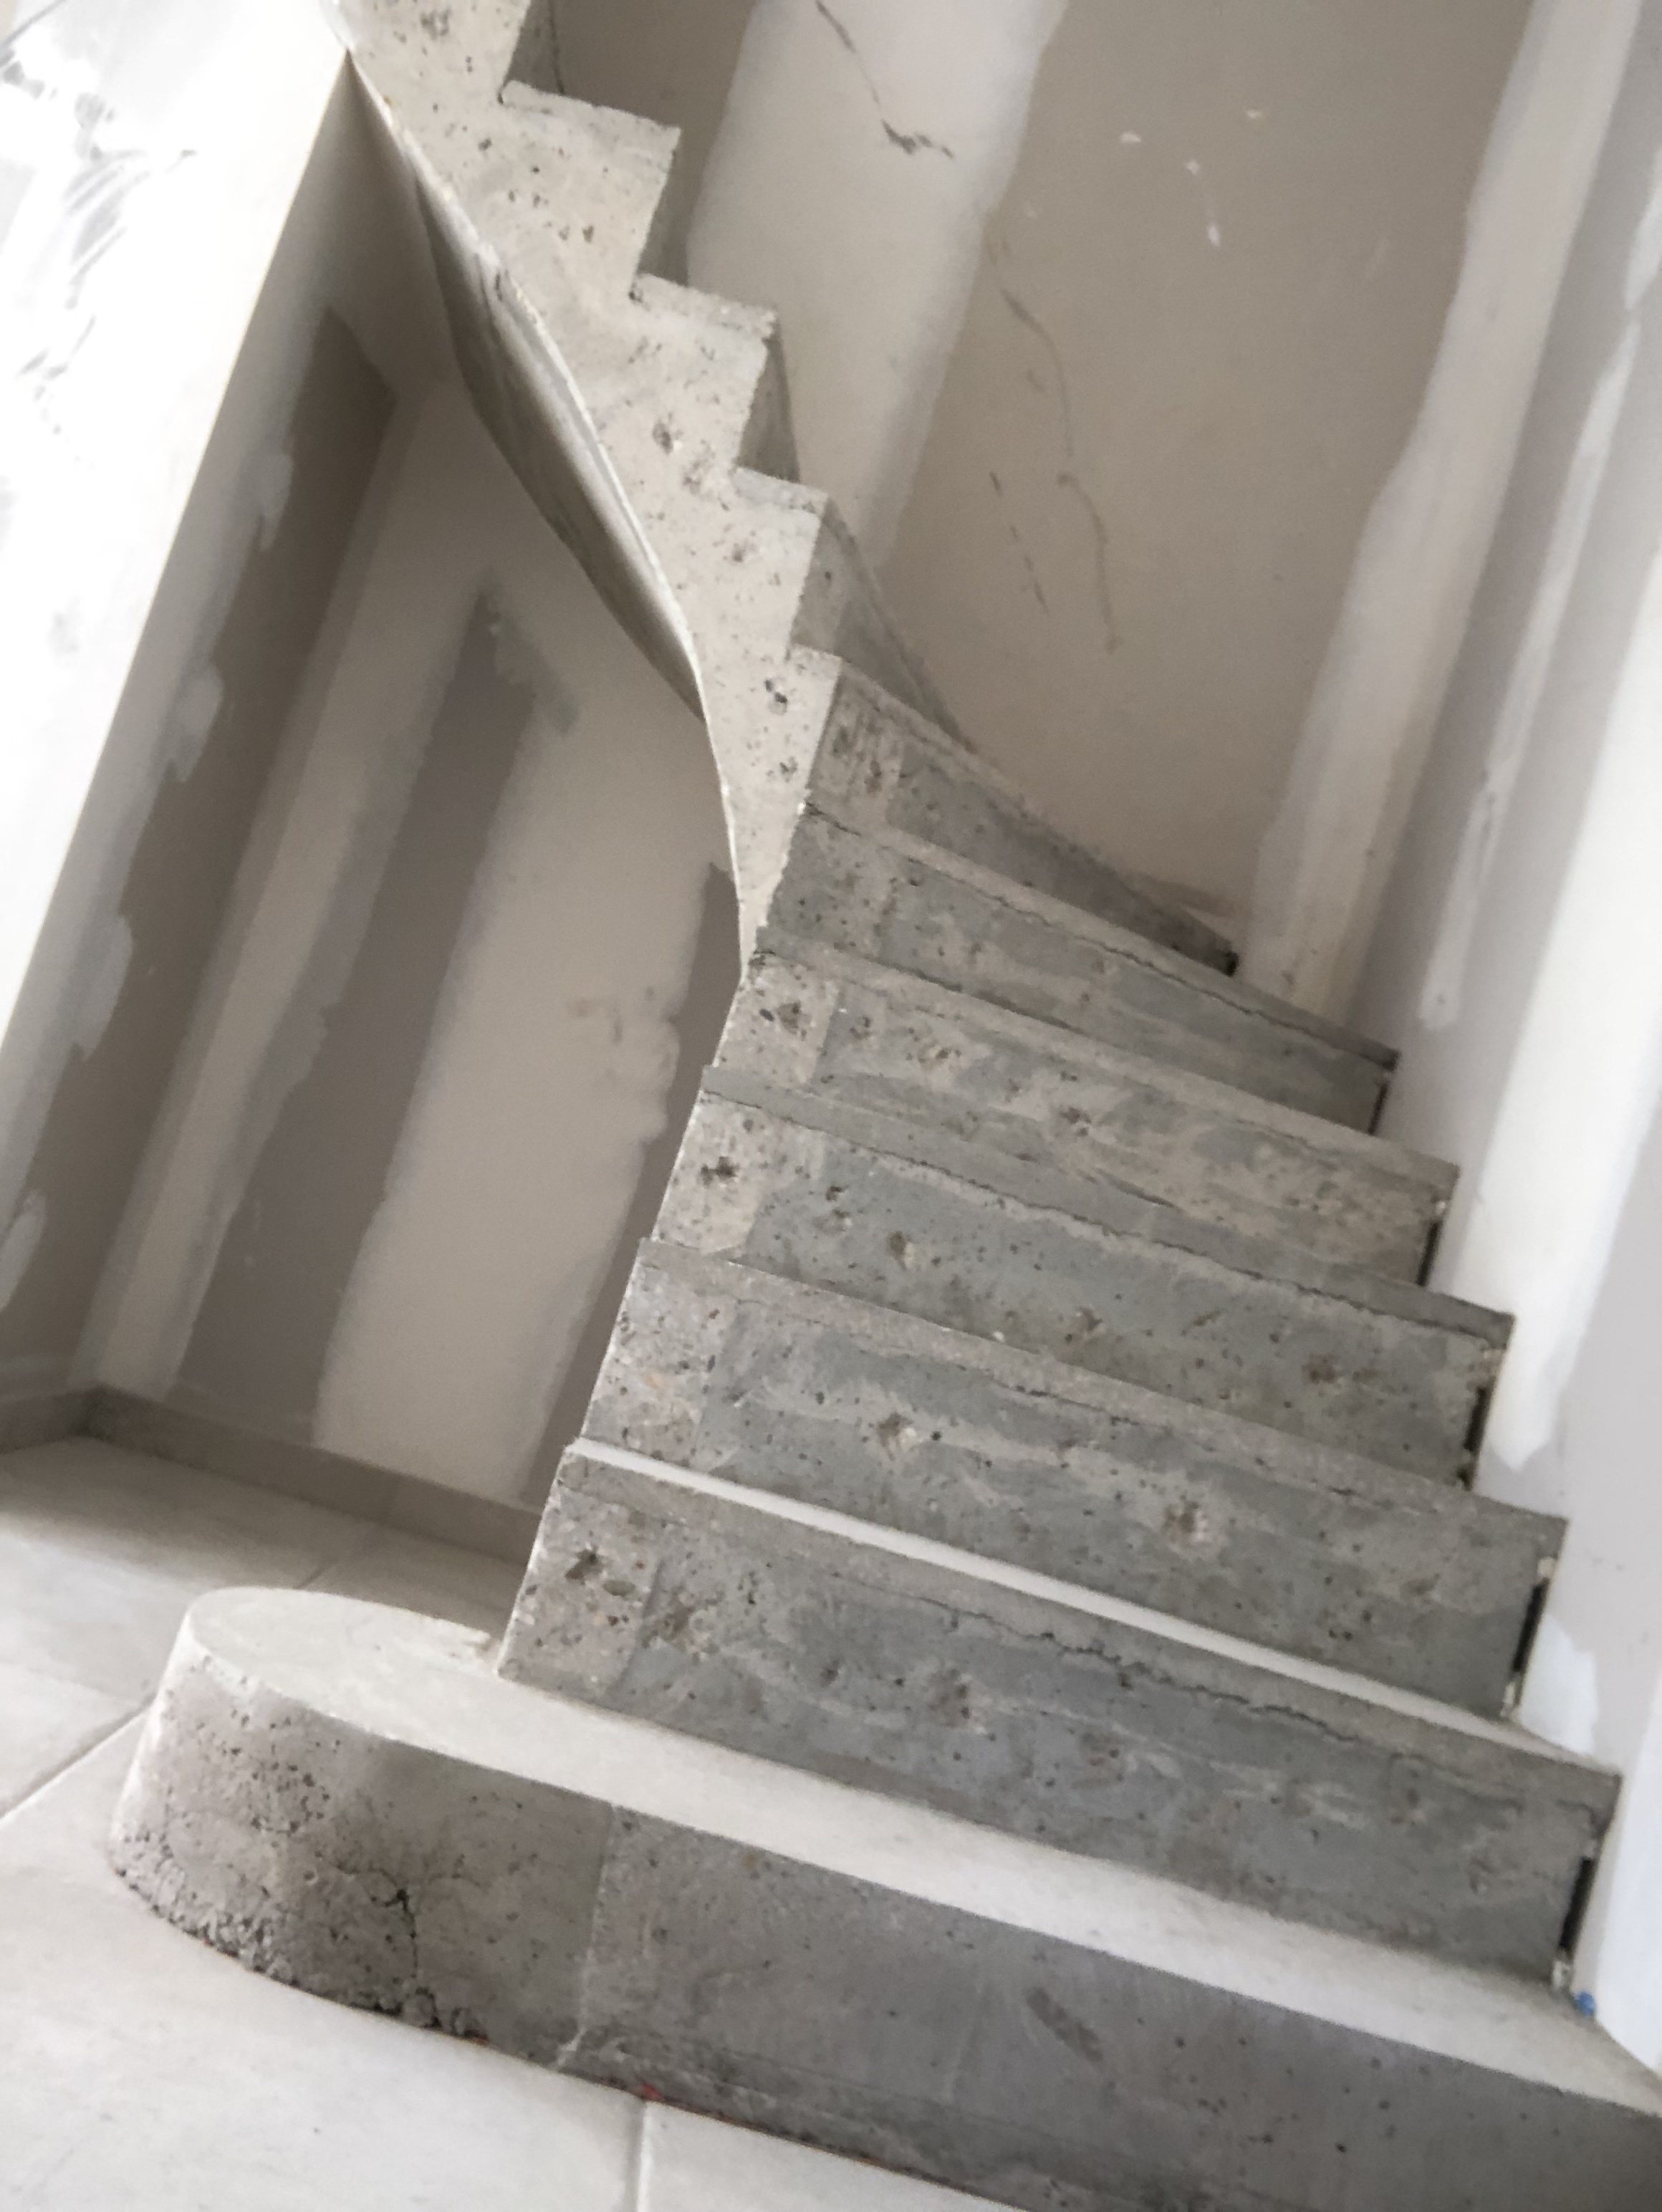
[177,596,537,1437]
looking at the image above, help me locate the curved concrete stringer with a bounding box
[335,0,959,956]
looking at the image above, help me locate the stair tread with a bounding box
[670,1083,1505,1482]
[545,1438,1587,1769]
[595,1242,1560,1713]
[773,809,1394,1130]
[129,1587,1662,2212]
[730,934,1451,1279]
[170,1589,1662,2110]
[511,1444,1609,1976]
[700,1067,1504,1343]
[809,665,1236,971]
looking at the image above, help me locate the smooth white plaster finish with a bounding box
[1243,0,1645,1013]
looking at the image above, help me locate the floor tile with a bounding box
[640,2104,1004,2211]
[0,1727,640,2212]
[0,1659,135,1816]
[0,1441,365,1689]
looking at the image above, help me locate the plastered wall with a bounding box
[620,0,1530,929]
[1,27,739,1507]
[1355,4,1662,2073]
[92,387,735,1505]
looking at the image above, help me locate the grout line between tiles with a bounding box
[0,1705,149,1830]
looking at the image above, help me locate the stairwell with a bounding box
[109,6,1662,2206]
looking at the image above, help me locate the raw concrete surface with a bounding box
[0,1436,993,2211]
[106,1584,1662,2212]
[769,810,1391,1127]
[503,1445,1608,1976]
[586,1244,1555,1714]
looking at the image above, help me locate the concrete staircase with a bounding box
[110,7,1662,2206]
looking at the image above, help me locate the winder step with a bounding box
[770,807,1395,1129]
[723,936,1454,1279]
[661,1082,1509,1481]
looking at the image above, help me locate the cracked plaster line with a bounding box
[812,0,954,159]
[991,249,1119,657]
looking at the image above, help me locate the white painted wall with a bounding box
[1355,0,1662,2071]
[90,388,731,1504]
[0,0,344,1259]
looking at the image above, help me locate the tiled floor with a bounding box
[0,1438,994,2210]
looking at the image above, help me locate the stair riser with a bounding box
[117,1603,1662,2212]
[661,1096,1500,1479]
[807,675,1234,970]
[502,1453,1610,1978]
[724,951,1446,1279]
[590,1253,1555,1713]
[771,812,1388,1129]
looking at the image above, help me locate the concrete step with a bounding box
[117,1589,1662,2212]
[663,1083,1509,1481]
[804,668,1236,971]
[722,938,1454,1280]
[503,1443,1612,1978]
[588,1243,1560,1716]
[771,807,1394,1130]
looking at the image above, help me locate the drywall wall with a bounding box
[690,0,1067,562]
[90,388,736,1506]
[0,1,431,1410]
[1244,0,1646,1013]
[881,0,1532,931]
[1355,3,1662,2072]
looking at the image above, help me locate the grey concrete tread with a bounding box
[698,1068,1504,1343]
[807,664,1237,973]
[114,1587,1662,2212]
[667,1087,1505,1481]
[770,809,1393,1130]
[505,1443,1610,1977]
[725,935,1454,1280]
[591,1242,1561,1713]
